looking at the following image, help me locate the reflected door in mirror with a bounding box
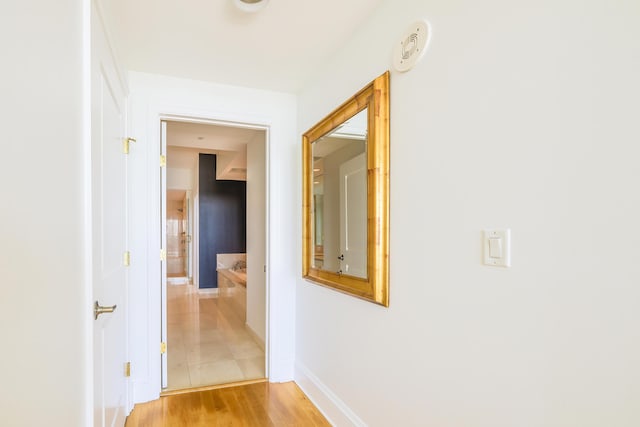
[311,108,367,278]
[340,152,367,277]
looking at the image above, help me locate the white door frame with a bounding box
[159,113,271,390]
[128,78,297,404]
[160,121,168,388]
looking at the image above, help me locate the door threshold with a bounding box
[160,378,267,397]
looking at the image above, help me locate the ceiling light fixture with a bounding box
[233,0,269,13]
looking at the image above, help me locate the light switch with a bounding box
[488,238,502,258]
[483,229,511,267]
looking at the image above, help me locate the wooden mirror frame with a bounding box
[302,71,389,307]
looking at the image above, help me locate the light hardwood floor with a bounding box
[125,381,331,426]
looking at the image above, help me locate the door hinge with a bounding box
[125,361,131,377]
[160,155,166,167]
[123,251,131,267]
[160,342,167,354]
[160,248,166,261]
[123,137,136,154]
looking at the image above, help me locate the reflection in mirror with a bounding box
[311,109,367,278]
[302,71,389,307]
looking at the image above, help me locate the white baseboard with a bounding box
[245,323,265,351]
[294,362,366,427]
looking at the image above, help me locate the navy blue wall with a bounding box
[198,154,246,288]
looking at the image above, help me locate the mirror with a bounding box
[303,71,389,306]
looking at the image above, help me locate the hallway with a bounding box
[166,283,265,391]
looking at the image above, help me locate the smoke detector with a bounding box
[393,20,431,72]
[233,0,269,13]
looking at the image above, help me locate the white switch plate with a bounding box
[483,229,511,267]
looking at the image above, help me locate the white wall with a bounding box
[246,132,267,344]
[166,148,197,190]
[0,1,89,425]
[296,0,640,426]
[127,72,297,403]
[166,167,193,190]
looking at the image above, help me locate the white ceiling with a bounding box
[167,189,186,202]
[105,0,385,92]
[166,120,263,179]
[167,120,261,153]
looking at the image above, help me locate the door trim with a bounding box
[127,77,297,404]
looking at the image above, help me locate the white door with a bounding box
[92,3,129,426]
[160,121,168,389]
[339,153,367,278]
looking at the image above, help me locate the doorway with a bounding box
[161,119,268,392]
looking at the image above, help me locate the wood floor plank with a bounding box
[125,381,330,427]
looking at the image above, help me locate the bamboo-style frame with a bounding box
[302,71,389,307]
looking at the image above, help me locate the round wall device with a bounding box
[393,20,431,72]
[233,0,269,13]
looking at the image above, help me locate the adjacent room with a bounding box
[163,120,267,391]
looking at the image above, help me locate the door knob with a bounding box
[94,301,117,320]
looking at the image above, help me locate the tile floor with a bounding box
[165,283,265,391]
